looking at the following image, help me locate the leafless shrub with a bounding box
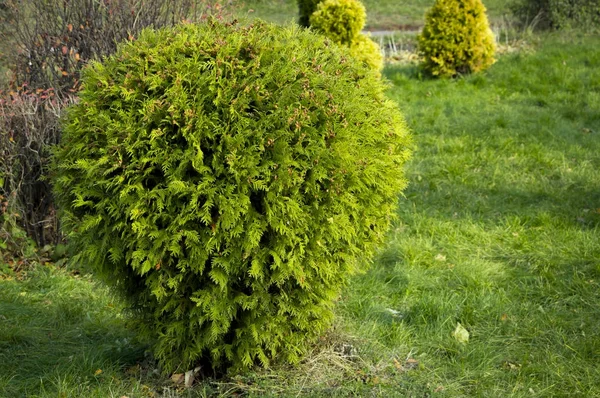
[0,0,230,248]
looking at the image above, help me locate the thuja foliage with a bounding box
[418,0,496,77]
[309,0,366,45]
[296,0,324,27]
[52,20,412,373]
[350,33,383,72]
[310,0,382,73]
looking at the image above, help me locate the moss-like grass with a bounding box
[1,31,599,397]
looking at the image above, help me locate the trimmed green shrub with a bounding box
[418,0,496,77]
[309,0,366,45]
[510,0,600,30]
[350,33,383,72]
[52,20,411,373]
[297,0,324,27]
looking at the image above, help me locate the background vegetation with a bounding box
[234,0,511,29]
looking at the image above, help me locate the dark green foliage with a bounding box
[52,20,412,373]
[297,0,324,27]
[511,0,600,30]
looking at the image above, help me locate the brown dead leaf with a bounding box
[126,364,140,375]
[171,373,184,384]
[393,357,420,372]
[405,358,419,370]
[434,385,445,393]
[503,361,521,370]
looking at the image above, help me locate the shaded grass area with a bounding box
[1,32,599,396]
[234,0,511,29]
[0,267,156,397]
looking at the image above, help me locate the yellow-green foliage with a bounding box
[350,33,383,72]
[418,0,496,77]
[308,0,381,73]
[309,0,366,45]
[52,19,412,373]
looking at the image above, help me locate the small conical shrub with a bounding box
[309,0,382,73]
[309,0,366,45]
[418,0,496,77]
[52,19,412,373]
[297,0,324,27]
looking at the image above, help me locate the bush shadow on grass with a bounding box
[0,268,148,396]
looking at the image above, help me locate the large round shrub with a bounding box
[52,19,411,373]
[418,0,496,77]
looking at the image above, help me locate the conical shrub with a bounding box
[309,0,382,73]
[309,0,366,45]
[52,19,412,373]
[418,0,496,77]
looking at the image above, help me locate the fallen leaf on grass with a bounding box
[452,323,469,343]
[94,369,103,376]
[404,358,419,370]
[392,357,419,372]
[434,385,445,393]
[184,367,201,387]
[171,373,184,384]
[385,308,403,318]
[503,361,521,370]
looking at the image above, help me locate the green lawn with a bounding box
[1,32,599,397]
[234,0,511,29]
